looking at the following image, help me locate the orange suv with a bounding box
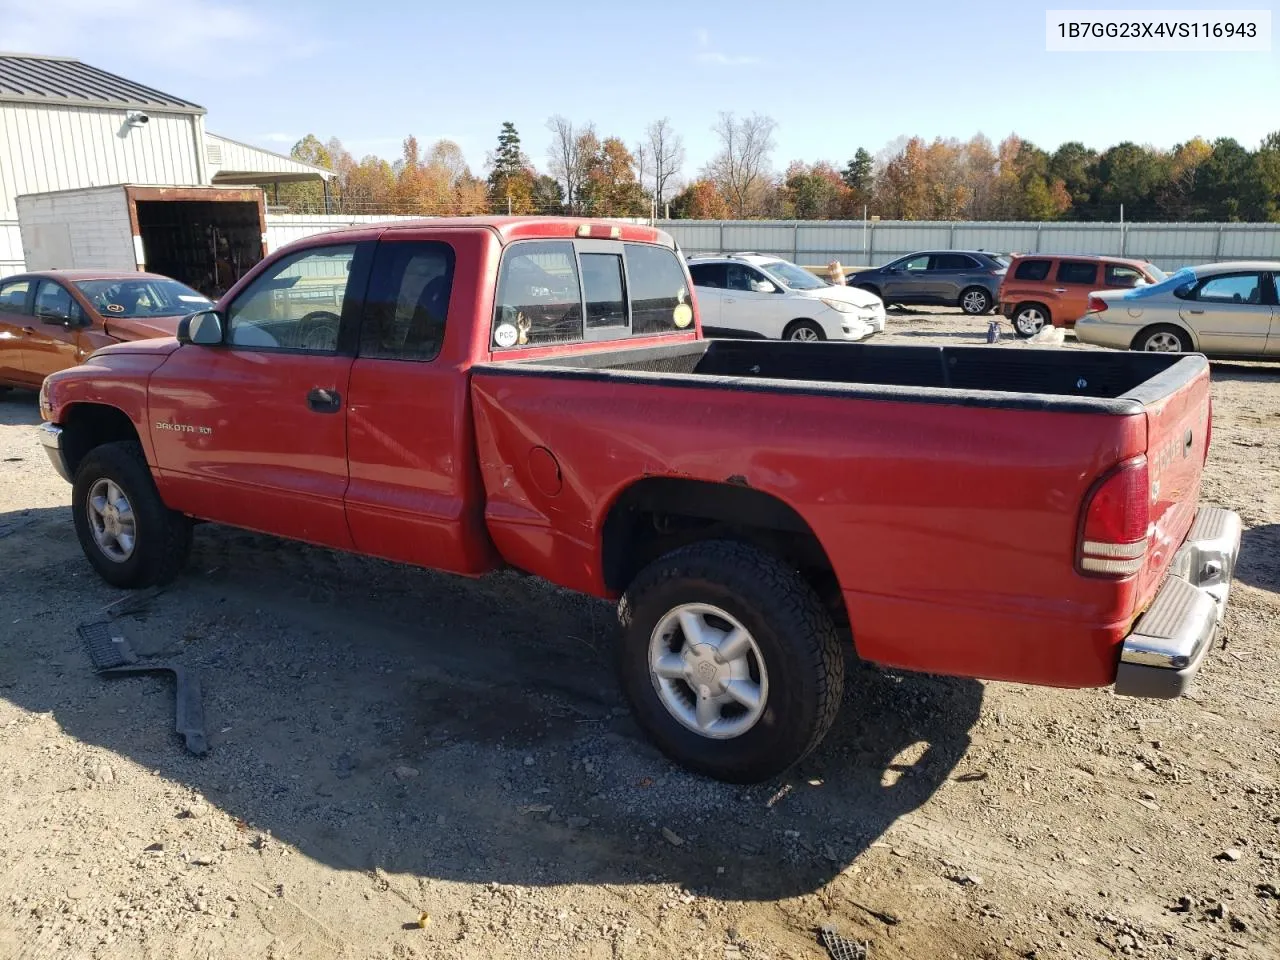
[999,255,1164,338]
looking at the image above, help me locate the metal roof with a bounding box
[0,53,205,114]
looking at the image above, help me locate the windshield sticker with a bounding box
[673,304,693,328]
[494,322,519,348]
[105,303,125,313]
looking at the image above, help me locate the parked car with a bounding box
[1076,261,1279,357]
[0,271,213,390]
[999,255,1164,338]
[687,253,884,341]
[38,217,1239,783]
[845,250,1007,315]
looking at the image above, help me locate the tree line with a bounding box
[270,118,1280,223]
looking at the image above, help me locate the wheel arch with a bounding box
[600,476,848,628]
[60,403,143,477]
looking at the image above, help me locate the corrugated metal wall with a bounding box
[0,102,203,219]
[659,220,1280,273]
[0,221,21,277]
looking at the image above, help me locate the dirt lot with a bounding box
[1,309,1277,960]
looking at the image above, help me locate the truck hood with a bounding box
[793,284,882,308]
[92,336,182,358]
[104,315,184,340]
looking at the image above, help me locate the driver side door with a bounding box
[724,263,786,338]
[147,241,373,549]
[882,254,932,303]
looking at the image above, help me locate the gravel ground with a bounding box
[1,308,1277,960]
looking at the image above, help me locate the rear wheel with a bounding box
[72,441,192,589]
[1132,324,1191,353]
[959,287,992,315]
[1012,303,1049,338]
[617,540,845,783]
[783,319,825,342]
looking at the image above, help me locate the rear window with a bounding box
[492,240,691,349]
[1013,259,1052,281]
[1057,261,1099,285]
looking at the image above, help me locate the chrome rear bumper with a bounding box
[1115,506,1242,699]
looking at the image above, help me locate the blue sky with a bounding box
[3,0,1277,179]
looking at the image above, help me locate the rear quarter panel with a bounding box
[470,368,1150,687]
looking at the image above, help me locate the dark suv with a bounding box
[846,250,1008,315]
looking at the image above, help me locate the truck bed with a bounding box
[471,339,1209,690]
[498,339,1201,413]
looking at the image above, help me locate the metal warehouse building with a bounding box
[0,52,333,286]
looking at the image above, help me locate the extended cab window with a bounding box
[626,243,692,334]
[227,244,356,352]
[360,241,454,361]
[1057,261,1098,285]
[1014,259,1052,281]
[493,241,582,348]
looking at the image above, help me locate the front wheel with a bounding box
[617,540,845,783]
[959,287,992,315]
[72,441,192,589]
[1132,324,1192,353]
[784,319,825,342]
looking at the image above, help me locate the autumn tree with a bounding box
[704,112,777,218]
[1257,131,1280,221]
[668,179,730,219]
[1048,141,1099,219]
[782,162,848,219]
[875,137,930,219]
[547,116,599,214]
[265,134,336,212]
[586,137,649,216]
[531,174,565,215]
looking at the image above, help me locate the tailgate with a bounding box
[1135,361,1212,605]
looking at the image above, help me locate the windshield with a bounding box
[74,279,212,319]
[757,259,827,291]
[1145,264,1168,282]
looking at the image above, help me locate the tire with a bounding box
[616,539,845,783]
[1132,324,1192,353]
[1012,302,1050,338]
[72,441,192,589]
[783,319,825,342]
[959,286,992,315]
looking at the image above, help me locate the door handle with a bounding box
[21,326,35,335]
[1052,288,1067,294]
[307,387,342,413]
[1188,309,1205,315]
[724,297,736,303]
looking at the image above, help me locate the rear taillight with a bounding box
[1078,456,1150,577]
[1088,296,1108,313]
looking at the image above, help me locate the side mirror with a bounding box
[752,280,777,294]
[178,310,225,345]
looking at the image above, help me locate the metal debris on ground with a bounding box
[78,621,208,755]
[820,924,869,960]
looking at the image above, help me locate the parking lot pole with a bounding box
[793,223,799,264]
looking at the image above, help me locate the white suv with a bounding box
[687,253,885,341]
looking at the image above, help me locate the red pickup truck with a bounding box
[36,218,1241,783]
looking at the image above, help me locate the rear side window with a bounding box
[689,262,726,288]
[1014,259,1052,281]
[0,279,31,313]
[360,241,454,361]
[1057,261,1099,285]
[934,253,979,270]
[626,243,692,334]
[493,241,582,348]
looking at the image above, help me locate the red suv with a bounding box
[999,255,1164,337]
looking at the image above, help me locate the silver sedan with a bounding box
[1075,261,1279,357]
